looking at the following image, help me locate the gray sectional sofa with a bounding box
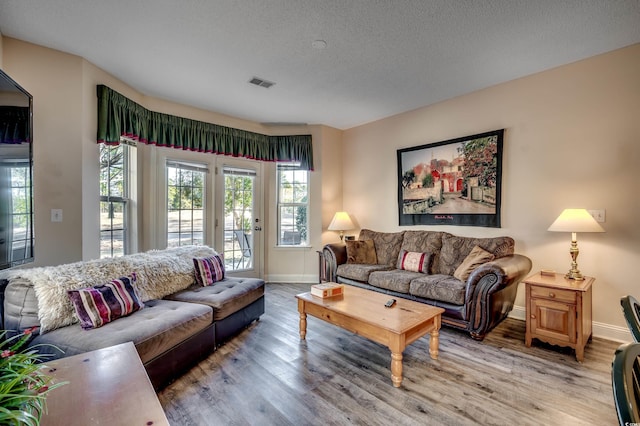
[323,229,532,340]
[0,246,264,390]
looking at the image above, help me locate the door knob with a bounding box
[254,226,262,231]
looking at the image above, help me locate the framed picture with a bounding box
[397,129,504,228]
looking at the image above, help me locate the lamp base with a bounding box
[565,270,584,281]
[566,238,584,280]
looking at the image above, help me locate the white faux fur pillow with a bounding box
[7,245,216,333]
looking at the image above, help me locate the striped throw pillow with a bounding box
[193,254,225,286]
[397,250,433,274]
[67,274,144,330]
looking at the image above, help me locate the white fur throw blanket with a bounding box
[5,245,216,333]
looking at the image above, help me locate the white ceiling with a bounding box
[1,0,639,130]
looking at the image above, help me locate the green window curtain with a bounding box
[96,85,314,170]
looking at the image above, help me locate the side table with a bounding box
[524,272,593,362]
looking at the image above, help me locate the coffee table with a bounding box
[296,284,444,387]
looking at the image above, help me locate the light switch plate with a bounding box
[587,209,605,223]
[51,209,63,222]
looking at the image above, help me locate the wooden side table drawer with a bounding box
[530,286,577,303]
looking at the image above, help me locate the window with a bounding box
[277,163,308,246]
[166,160,206,247]
[100,142,135,258]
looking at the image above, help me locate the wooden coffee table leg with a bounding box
[390,352,403,387]
[299,312,307,340]
[429,329,439,359]
[429,315,441,359]
[297,300,307,340]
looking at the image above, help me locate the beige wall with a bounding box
[342,43,640,335]
[3,39,85,266]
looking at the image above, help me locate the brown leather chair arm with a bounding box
[322,243,347,283]
[464,254,533,339]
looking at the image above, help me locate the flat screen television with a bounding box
[0,69,34,270]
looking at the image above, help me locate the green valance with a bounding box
[96,85,314,170]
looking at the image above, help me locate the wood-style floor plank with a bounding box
[157,283,621,425]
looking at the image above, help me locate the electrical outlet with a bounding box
[587,209,605,223]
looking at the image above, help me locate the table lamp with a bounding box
[547,208,604,280]
[328,211,354,241]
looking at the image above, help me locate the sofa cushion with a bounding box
[346,240,377,264]
[358,229,405,266]
[396,250,433,273]
[193,254,225,286]
[166,277,264,321]
[67,274,145,330]
[369,269,424,293]
[30,299,213,364]
[400,231,448,274]
[453,245,495,281]
[336,263,394,282]
[438,234,514,276]
[409,274,466,305]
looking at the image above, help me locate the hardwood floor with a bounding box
[157,283,621,425]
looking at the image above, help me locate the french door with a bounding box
[216,160,262,278]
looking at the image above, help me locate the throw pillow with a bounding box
[193,254,225,286]
[397,250,433,273]
[346,239,378,264]
[453,245,495,281]
[67,274,144,330]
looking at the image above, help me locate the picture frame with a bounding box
[397,129,504,228]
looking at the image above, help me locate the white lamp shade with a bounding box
[328,211,354,231]
[548,209,605,233]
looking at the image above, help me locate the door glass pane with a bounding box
[223,170,254,271]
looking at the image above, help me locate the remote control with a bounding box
[385,299,396,308]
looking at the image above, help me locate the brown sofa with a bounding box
[322,229,532,340]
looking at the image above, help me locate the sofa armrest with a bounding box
[322,243,347,283]
[464,254,533,339]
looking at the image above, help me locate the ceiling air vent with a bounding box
[249,76,275,88]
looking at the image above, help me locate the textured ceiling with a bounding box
[1,0,639,130]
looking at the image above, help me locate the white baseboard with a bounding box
[265,274,318,284]
[509,305,631,343]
